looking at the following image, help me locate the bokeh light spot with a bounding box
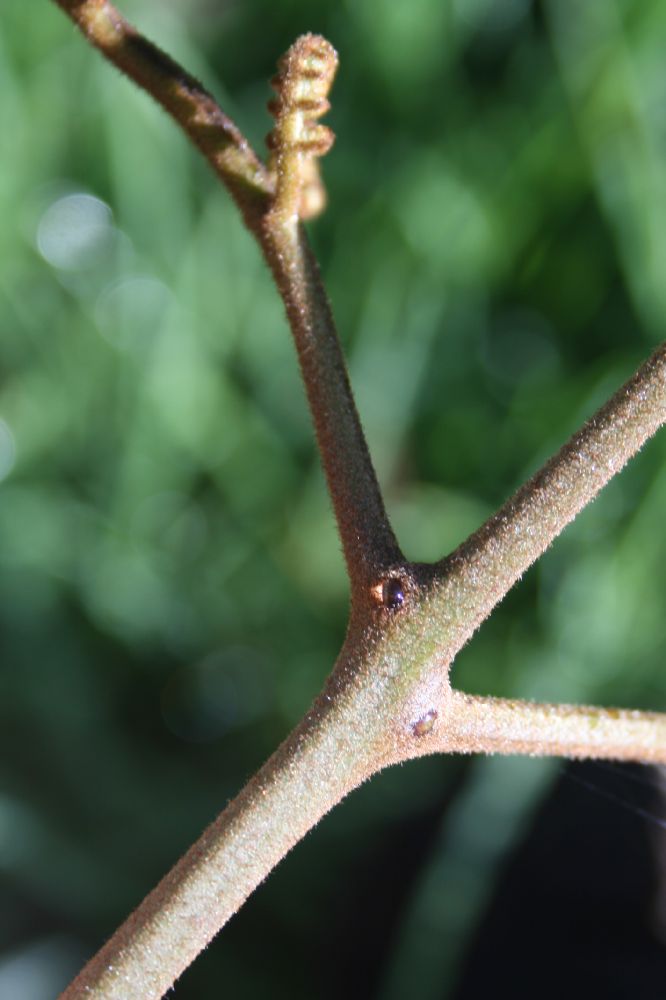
[36,193,114,271]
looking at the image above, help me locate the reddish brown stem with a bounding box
[54,0,400,591]
[53,0,273,227]
[261,222,403,590]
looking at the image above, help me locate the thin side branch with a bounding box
[53,0,273,227]
[424,343,666,662]
[438,691,666,761]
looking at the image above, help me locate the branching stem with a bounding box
[55,0,400,588]
[48,3,666,999]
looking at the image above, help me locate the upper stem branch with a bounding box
[53,0,273,227]
[55,0,400,590]
[426,343,666,662]
[262,219,403,589]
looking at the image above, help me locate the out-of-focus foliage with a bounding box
[1,1,666,997]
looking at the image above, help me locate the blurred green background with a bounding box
[2,1,666,997]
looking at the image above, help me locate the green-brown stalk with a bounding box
[51,2,666,998]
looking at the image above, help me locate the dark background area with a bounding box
[1,0,666,996]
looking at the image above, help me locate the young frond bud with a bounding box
[267,34,338,221]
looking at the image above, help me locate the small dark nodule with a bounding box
[382,577,405,609]
[412,710,437,737]
[370,575,406,610]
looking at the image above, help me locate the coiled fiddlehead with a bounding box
[267,34,338,220]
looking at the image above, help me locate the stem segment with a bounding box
[56,632,400,1000]
[53,0,273,226]
[440,692,666,761]
[428,343,666,658]
[262,220,403,589]
[55,0,400,588]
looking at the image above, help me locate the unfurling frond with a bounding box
[267,34,338,220]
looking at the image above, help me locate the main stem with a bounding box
[57,641,378,1000]
[59,609,666,999]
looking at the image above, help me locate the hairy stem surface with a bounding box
[439,692,666,761]
[262,220,403,588]
[47,4,666,999]
[55,0,399,588]
[425,343,666,660]
[58,663,374,1000]
[53,0,272,226]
